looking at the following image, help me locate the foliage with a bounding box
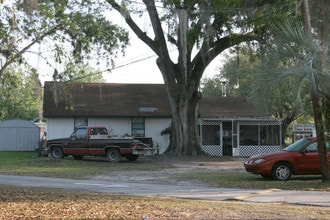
[254,17,330,181]
[0,0,129,80]
[59,62,106,82]
[0,67,39,121]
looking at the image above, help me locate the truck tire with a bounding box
[106,148,121,163]
[51,146,64,159]
[126,154,139,161]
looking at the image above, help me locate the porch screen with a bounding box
[201,125,220,145]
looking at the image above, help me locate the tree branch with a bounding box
[0,24,62,78]
[105,0,159,54]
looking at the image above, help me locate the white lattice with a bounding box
[238,145,282,157]
[201,145,223,156]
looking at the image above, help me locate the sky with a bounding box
[104,34,226,84]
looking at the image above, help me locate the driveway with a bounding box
[1,174,330,207]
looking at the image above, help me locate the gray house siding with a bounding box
[0,119,40,151]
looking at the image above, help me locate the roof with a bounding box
[43,81,268,118]
[199,96,266,118]
[0,119,39,128]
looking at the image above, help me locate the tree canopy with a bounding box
[0,0,129,80]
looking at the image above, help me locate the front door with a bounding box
[222,122,232,156]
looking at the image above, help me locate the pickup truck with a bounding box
[46,126,155,163]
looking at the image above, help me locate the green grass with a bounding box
[173,170,330,191]
[0,152,173,179]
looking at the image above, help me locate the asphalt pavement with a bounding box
[1,174,330,207]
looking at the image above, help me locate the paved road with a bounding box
[1,175,330,207]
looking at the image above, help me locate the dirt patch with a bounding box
[92,155,246,185]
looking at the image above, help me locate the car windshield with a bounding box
[283,138,310,152]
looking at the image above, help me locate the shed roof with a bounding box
[43,81,268,118]
[0,119,38,128]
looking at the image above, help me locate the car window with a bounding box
[283,138,310,152]
[304,142,318,152]
[326,141,330,152]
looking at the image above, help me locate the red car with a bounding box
[244,137,330,180]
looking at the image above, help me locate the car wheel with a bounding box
[51,146,64,159]
[126,154,139,161]
[272,162,292,181]
[106,148,121,163]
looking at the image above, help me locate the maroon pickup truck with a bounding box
[46,126,155,163]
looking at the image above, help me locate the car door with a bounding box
[66,127,89,155]
[294,141,320,175]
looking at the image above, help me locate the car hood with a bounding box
[247,150,288,160]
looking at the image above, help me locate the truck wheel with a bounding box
[126,154,139,161]
[51,146,64,159]
[106,148,121,163]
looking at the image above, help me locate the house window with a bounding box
[132,118,145,137]
[74,117,88,129]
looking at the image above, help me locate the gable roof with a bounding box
[199,96,266,118]
[43,81,267,118]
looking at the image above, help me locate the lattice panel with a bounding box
[201,145,223,156]
[238,145,282,157]
[202,120,222,125]
[239,120,281,126]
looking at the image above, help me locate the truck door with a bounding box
[66,127,89,155]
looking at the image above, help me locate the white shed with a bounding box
[0,119,40,151]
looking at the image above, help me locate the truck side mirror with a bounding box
[71,134,76,140]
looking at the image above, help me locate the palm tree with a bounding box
[254,19,330,182]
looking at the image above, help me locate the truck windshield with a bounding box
[72,128,88,139]
[283,138,310,152]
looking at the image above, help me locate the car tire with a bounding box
[272,162,292,181]
[126,154,139,161]
[106,148,121,163]
[51,146,64,159]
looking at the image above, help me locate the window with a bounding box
[72,127,88,140]
[132,118,145,137]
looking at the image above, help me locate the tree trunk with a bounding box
[311,92,330,182]
[302,0,329,182]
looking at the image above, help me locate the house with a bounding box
[0,119,40,151]
[43,81,282,156]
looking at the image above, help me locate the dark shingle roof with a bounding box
[43,81,267,118]
[199,96,266,118]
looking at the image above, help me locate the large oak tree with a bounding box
[106,0,295,155]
